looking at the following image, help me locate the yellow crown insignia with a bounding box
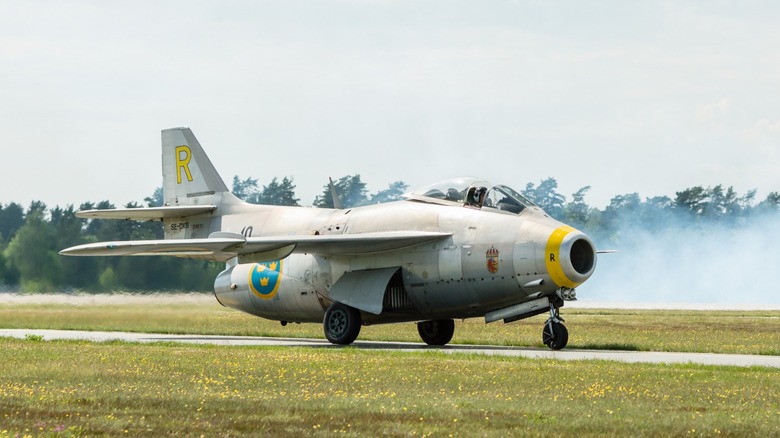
[256,264,266,272]
[269,261,278,270]
[260,277,270,286]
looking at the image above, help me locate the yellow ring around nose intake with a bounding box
[545,225,581,289]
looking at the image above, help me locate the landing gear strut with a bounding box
[542,301,568,350]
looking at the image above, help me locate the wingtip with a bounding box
[59,248,76,257]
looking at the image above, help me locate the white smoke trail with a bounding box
[581,213,780,305]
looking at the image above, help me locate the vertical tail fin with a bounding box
[162,127,229,206]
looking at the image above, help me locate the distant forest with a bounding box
[1,174,778,293]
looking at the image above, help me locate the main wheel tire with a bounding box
[323,302,361,345]
[417,319,455,346]
[542,321,569,350]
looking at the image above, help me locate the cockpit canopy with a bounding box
[408,177,537,214]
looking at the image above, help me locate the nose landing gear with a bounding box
[542,301,568,350]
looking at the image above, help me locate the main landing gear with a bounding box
[542,300,568,350]
[323,302,362,345]
[323,301,458,347]
[417,319,455,346]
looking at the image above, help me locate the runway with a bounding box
[3,328,779,368]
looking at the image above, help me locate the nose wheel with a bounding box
[542,301,568,350]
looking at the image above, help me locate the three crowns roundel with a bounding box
[248,260,283,299]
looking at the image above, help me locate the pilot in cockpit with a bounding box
[465,186,487,208]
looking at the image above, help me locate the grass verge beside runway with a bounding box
[0,296,778,354]
[1,337,779,437]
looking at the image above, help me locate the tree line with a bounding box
[1,174,777,293]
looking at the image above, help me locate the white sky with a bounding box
[2,0,779,209]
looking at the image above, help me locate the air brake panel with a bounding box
[328,267,400,315]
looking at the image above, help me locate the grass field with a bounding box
[1,295,779,436]
[1,338,779,437]
[1,294,778,355]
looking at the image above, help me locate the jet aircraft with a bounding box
[61,127,600,349]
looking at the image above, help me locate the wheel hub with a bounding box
[328,309,347,336]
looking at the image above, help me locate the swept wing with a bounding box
[60,231,452,262]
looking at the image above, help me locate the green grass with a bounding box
[1,297,778,436]
[1,298,778,354]
[1,338,778,437]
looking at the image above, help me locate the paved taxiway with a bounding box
[2,328,779,368]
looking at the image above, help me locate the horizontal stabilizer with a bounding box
[60,231,451,262]
[75,205,217,221]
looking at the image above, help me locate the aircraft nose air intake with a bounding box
[544,226,597,288]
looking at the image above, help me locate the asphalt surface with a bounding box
[2,328,779,368]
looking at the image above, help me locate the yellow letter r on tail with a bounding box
[175,145,193,184]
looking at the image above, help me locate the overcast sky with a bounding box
[2,1,779,209]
